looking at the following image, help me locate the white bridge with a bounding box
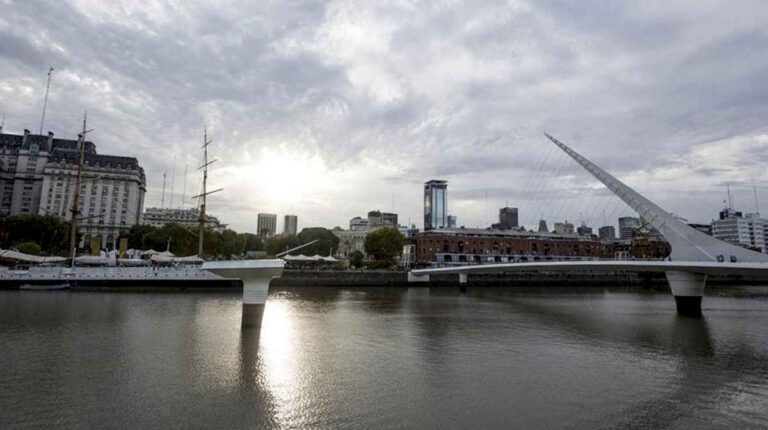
[409,134,768,316]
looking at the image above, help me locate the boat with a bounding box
[19,282,70,291]
[0,128,240,290]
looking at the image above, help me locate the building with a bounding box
[447,215,457,228]
[618,216,640,240]
[413,228,601,265]
[337,210,400,257]
[143,207,225,232]
[349,216,369,230]
[494,207,518,230]
[688,223,712,236]
[711,209,766,252]
[553,221,574,235]
[256,213,277,238]
[0,129,146,251]
[538,219,549,233]
[576,223,593,236]
[598,225,616,242]
[368,210,398,228]
[424,179,447,231]
[283,214,298,236]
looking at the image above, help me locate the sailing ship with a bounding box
[0,124,239,289]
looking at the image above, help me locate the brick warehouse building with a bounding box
[413,228,603,265]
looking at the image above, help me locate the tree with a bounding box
[0,215,70,255]
[242,233,264,252]
[350,250,364,268]
[364,227,404,267]
[296,227,340,256]
[265,235,300,256]
[15,241,42,256]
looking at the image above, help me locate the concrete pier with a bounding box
[202,260,285,327]
[666,270,706,317]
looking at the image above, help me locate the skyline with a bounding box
[2,1,768,231]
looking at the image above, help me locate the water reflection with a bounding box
[2,287,768,429]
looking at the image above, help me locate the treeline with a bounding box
[0,215,72,256]
[0,215,404,265]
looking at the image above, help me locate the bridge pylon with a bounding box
[545,133,768,316]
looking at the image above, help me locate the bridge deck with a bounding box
[411,260,768,277]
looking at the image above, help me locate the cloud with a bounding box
[1,0,768,232]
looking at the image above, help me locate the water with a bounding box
[2,286,768,429]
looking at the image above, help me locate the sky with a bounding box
[1,0,768,233]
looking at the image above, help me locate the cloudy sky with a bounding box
[2,0,768,232]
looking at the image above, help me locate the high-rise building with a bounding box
[366,210,398,228]
[1,129,146,251]
[598,225,616,242]
[711,209,766,252]
[382,212,398,227]
[257,213,277,238]
[447,215,457,228]
[498,207,518,229]
[283,214,298,236]
[576,223,593,236]
[538,219,549,233]
[618,216,640,240]
[554,221,575,235]
[424,179,447,231]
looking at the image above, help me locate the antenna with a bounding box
[169,155,176,208]
[181,164,188,209]
[39,66,54,135]
[754,185,760,214]
[161,171,167,209]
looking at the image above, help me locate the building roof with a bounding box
[417,227,596,241]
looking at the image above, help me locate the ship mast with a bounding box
[195,128,222,257]
[69,112,90,266]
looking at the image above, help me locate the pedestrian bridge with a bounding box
[409,134,768,316]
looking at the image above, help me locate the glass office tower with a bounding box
[424,180,448,231]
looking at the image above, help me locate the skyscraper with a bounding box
[283,214,298,236]
[424,179,447,231]
[497,207,518,229]
[598,225,616,242]
[618,216,640,240]
[257,213,277,238]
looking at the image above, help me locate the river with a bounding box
[1,286,768,429]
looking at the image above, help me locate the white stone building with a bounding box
[1,129,146,251]
[142,207,225,232]
[711,208,766,253]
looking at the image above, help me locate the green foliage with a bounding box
[0,215,70,255]
[364,227,404,267]
[15,241,42,256]
[265,235,300,256]
[349,250,364,268]
[125,224,250,258]
[242,233,264,252]
[296,227,340,256]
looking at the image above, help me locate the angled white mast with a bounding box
[545,133,768,263]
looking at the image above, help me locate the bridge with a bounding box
[409,134,768,316]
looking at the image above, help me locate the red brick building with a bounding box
[413,228,602,265]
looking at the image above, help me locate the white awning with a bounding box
[0,249,67,264]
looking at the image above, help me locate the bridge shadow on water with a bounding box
[464,286,768,428]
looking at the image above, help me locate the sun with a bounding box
[255,148,327,204]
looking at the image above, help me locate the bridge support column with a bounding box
[202,260,285,328]
[665,271,706,317]
[459,272,468,293]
